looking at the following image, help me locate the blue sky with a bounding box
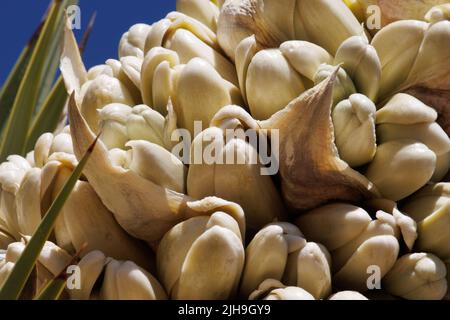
[0,0,176,85]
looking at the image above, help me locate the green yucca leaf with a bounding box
[0,20,44,134]
[26,78,67,152]
[34,245,85,300]
[34,30,63,114]
[35,0,79,112]
[34,278,67,301]
[0,132,98,300]
[26,11,97,152]
[0,0,72,162]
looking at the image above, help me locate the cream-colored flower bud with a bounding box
[378,123,449,182]
[0,156,31,239]
[235,37,333,120]
[101,259,167,300]
[105,59,142,104]
[87,65,113,80]
[376,93,438,123]
[79,75,134,133]
[98,104,167,150]
[145,12,216,54]
[119,24,152,59]
[125,140,187,193]
[145,12,237,86]
[295,204,374,252]
[25,151,35,167]
[188,123,285,232]
[249,279,315,301]
[81,59,142,109]
[120,56,143,90]
[141,47,180,114]
[157,212,245,300]
[98,103,133,150]
[240,223,305,298]
[314,64,356,106]
[297,204,400,291]
[334,35,381,101]
[283,242,332,300]
[293,0,365,55]
[244,48,305,120]
[236,36,333,120]
[366,198,418,250]
[425,4,450,23]
[383,253,447,300]
[172,57,243,135]
[401,19,450,99]
[34,134,55,166]
[11,134,77,238]
[69,250,166,300]
[365,140,436,201]
[34,132,74,168]
[126,105,166,146]
[36,239,73,276]
[176,0,220,31]
[240,223,331,300]
[373,20,427,99]
[167,26,238,85]
[278,41,334,83]
[69,250,108,300]
[332,94,377,167]
[50,132,73,155]
[5,242,25,263]
[15,168,42,236]
[328,291,368,300]
[376,93,450,181]
[372,20,450,100]
[141,48,243,134]
[401,183,450,261]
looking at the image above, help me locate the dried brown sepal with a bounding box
[257,67,380,211]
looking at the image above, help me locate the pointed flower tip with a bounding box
[328,65,341,86]
[89,133,102,153]
[68,92,78,123]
